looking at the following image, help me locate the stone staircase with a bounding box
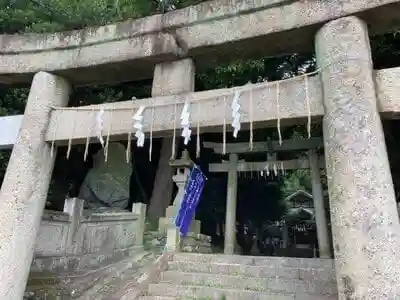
[24,230,166,300]
[24,249,156,300]
[139,253,338,300]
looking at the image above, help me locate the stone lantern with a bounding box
[158,150,201,251]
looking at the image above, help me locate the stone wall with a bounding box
[31,198,146,274]
[34,211,71,257]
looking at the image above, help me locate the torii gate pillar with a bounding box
[0,72,70,300]
[224,153,238,254]
[147,58,195,222]
[316,16,400,299]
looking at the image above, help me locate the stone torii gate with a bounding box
[0,10,400,300]
[205,138,331,258]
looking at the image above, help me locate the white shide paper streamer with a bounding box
[180,102,191,145]
[133,106,146,147]
[96,108,105,147]
[231,90,241,138]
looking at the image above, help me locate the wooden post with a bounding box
[224,153,238,254]
[282,221,289,249]
[308,149,331,258]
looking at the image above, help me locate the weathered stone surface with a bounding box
[160,271,337,295]
[0,72,70,300]
[0,0,399,85]
[46,66,400,145]
[316,16,400,299]
[26,250,154,300]
[172,252,334,269]
[158,216,201,236]
[75,251,157,300]
[148,59,195,222]
[167,260,334,281]
[143,230,166,252]
[79,142,131,210]
[26,218,157,299]
[148,283,296,300]
[114,252,171,300]
[181,233,212,254]
[145,253,337,300]
[30,205,146,274]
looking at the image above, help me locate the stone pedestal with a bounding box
[159,150,202,252]
[316,16,400,299]
[158,169,201,236]
[0,72,70,300]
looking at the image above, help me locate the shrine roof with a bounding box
[284,190,313,202]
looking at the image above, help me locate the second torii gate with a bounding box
[204,138,331,258]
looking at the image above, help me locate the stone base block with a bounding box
[158,217,201,235]
[165,205,179,218]
[166,227,181,252]
[181,233,212,254]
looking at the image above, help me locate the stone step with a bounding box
[167,261,335,282]
[147,283,337,300]
[160,271,337,296]
[172,253,335,269]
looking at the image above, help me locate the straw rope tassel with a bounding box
[249,85,254,151]
[104,104,115,162]
[304,74,311,139]
[171,104,177,160]
[223,96,227,155]
[126,104,135,163]
[66,108,78,159]
[196,101,201,158]
[50,109,61,158]
[276,81,282,145]
[48,60,372,160]
[149,102,155,162]
[84,108,95,162]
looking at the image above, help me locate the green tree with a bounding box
[281,169,311,199]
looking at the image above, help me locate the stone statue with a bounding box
[79,142,131,211]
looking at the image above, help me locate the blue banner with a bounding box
[175,165,207,237]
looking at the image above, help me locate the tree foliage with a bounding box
[0,0,157,33]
